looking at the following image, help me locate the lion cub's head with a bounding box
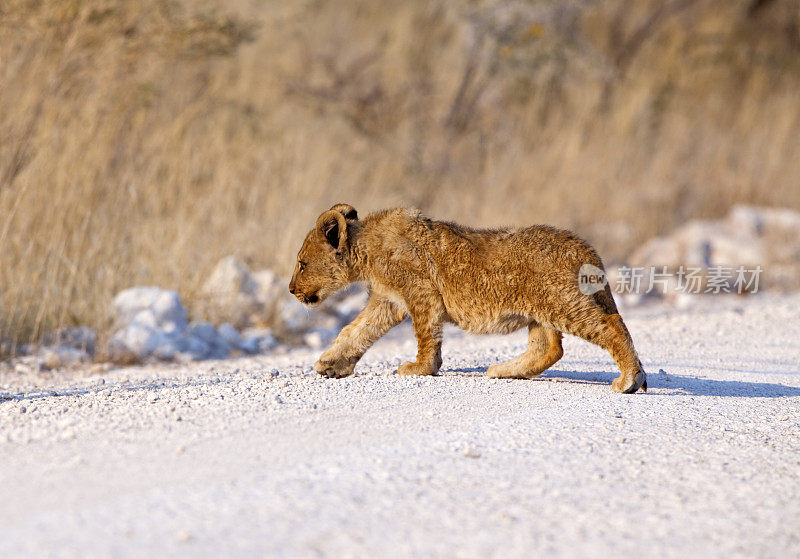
[289,203,359,306]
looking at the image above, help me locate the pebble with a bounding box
[175,531,194,543]
[462,446,482,459]
[60,429,76,440]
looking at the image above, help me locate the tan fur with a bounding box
[289,204,647,393]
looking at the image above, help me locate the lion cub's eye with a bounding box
[298,261,306,271]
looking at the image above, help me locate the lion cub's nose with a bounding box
[289,287,296,295]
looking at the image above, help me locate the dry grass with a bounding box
[1,0,799,351]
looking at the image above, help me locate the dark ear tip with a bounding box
[330,203,358,221]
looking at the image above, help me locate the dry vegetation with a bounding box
[1,0,799,351]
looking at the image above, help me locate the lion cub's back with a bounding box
[436,222,604,285]
[429,222,610,329]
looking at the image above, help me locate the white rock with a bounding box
[113,287,188,334]
[240,337,260,355]
[187,322,220,345]
[153,342,177,361]
[178,335,212,359]
[110,322,170,359]
[128,308,159,329]
[186,322,231,359]
[240,327,278,354]
[107,287,193,362]
[258,335,279,352]
[218,323,243,349]
[171,334,212,362]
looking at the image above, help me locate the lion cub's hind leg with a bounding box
[568,310,646,394]
[487,324,563,379]
[601,313,647,394]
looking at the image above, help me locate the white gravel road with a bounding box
[1,295,799,558]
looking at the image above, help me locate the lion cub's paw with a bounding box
[397,361,436,377]
[611,369,647,394]
[486,362,538,379]
[314,355,357,379]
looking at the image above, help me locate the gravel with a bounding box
[1,294,799,558]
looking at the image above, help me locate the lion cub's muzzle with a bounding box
[289,286,319,306]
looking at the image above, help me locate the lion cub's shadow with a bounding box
[439,365,610,386]
[436,365,800,398]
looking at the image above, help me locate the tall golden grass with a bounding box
[1,0,799,351]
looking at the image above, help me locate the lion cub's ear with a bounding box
[329,203,358,221]
[316,210,349,251]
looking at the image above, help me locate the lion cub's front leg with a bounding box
[315,350,359,379]
[315,296,406,379]
[398,301,444,377]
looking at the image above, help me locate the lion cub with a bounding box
[289,204,646,393]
